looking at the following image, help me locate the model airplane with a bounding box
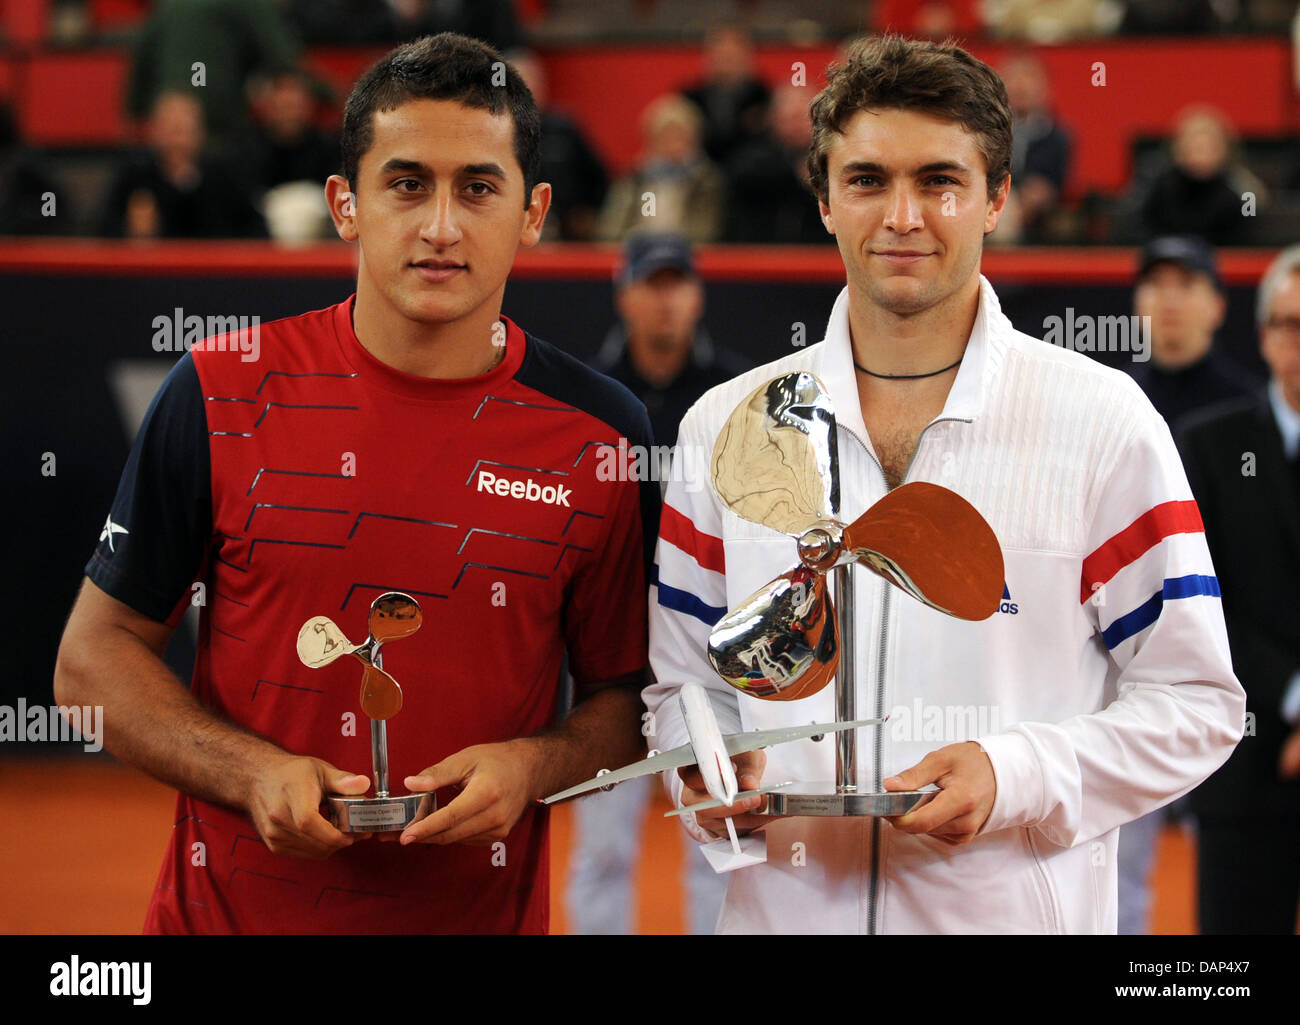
[541,683,882,871]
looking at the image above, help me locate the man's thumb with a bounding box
[321,763,370,795]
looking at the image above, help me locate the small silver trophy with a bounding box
[708,371,1006,817]
[296,592,434,832]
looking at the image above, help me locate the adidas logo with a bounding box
[998,583,1018,615]
[476,469,572,507]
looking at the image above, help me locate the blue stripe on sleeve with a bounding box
[1101,574,1221,649]
[651,563,727,627]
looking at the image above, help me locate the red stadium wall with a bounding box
[2,38,1297,198]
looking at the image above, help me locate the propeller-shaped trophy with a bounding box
[708,371,1005,816]
[296,592,433,831]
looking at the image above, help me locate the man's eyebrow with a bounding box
[840,160,973,176]
[378,158,428,176]
[462,162,508,180]
[375,159,509,179]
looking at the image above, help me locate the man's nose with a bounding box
[420,189,462,248]
[882,184,924,233]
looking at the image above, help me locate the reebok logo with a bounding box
[998,583,1018,615]
[476,469,571,507]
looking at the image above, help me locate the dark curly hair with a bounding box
[807,34,1012,204]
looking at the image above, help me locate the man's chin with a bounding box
[867,279,937,316]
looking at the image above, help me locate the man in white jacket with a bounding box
[644,34,1245,933]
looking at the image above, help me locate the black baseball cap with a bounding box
[1137,236,1223,292]
[618,233,695,287]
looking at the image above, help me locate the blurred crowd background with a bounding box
[3,0,1300,246]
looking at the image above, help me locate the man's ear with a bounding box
[984,175,1011,234]
[325,175,358,242]
[519,182,553,249]
[819,196,835,235]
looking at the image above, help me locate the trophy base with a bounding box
[326,792,434,833]
[762,784,936,817]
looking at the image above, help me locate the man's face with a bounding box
[618,268,703,354]
[818,108,1006,319]
[1134,263,1224,369]
[149,94,203,164]
[327,98,548,328]
[1261,270,1300,407]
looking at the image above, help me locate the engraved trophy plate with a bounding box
[296,592,434,832]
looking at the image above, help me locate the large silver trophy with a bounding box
[708,371,1005,817]
[296,592,434,832]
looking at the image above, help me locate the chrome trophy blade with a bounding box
[708,565,839,701]
[297,616,363,669]
[842,481,1003,621]
[711,372,840,536]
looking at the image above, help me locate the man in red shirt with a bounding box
[54,33,654,933]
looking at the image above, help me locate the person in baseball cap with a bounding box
[593,232,749,451]
[1128,235,1259,426]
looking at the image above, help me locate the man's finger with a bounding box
[886,787,968,834]
[677,764,705,790]
[414,805,506,846]
[405,754,470,794]
[294,807,355,849]
[401,779,494,844]
[883,750,949,793]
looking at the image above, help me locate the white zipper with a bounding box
[838,414,971,935]
[1026,829,1064,934]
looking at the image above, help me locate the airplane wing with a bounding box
[663,781,796,817]
[540,743,700,805]
[721,716,883,757]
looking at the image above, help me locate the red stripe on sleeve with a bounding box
[660,503,726,574]
[1080,500,1204,603]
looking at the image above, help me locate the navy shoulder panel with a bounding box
[517,330,654,447]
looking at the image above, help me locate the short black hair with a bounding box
[340,33,541,206]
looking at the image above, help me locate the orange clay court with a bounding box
[0,758,1204,935]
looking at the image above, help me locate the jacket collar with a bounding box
[816,274,1007,446]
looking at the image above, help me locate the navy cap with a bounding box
[618,233,695,287]
[1137,236,1223,292]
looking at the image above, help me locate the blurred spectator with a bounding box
[598,95,725,243]
[126,0,300,153]
[1132,106,1264,245]
[982,0,1122,41]
[1177,244,1300,934]
[1129,236,1258,425]
[99,92,267,239]
[287,0,520,48]
[592,233,749,447]
[240,70,338,242]
[511,52,609,242]
[723,85,829,244]
[1117,235,1257,934]
[681,24,770,167]
[571,233,746,936]
[0,104,65,236]
[989,52,1072,244]
[1118,0,1221,33]
[875,0,983,38]
[243,70,338,191]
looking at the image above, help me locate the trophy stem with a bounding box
[833,562,857,793]
[371,648,390,797]
[371,719,390,798]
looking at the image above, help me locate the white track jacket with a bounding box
[644,277,1245,934]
